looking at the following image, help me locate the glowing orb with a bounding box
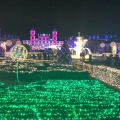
[6,40,12,46]
[16,41,21,45]
[100,43,105,48]
[10,45,28,61]
[110,42,116,47]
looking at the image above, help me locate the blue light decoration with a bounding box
[68,37,76,48]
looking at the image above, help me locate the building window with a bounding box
[54,32,57,35]
[32,32,34,35]
[54,37,56,40]
[32,41,34,45]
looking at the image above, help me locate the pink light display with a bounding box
[52,30,57,44]
[30,29,36,46]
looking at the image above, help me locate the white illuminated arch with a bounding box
[82,48,92,55]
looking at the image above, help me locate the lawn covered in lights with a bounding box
[0,79,120,120]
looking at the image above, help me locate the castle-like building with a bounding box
[22,28,64,51]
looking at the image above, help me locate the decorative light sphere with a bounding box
[10,45,28,61]
[16,41,21,45]
[100,43,105,48]
[110,42,116,47]
[6,40,12,46]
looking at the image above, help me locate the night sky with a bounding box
[0,0,120,40]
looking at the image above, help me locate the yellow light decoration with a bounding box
[112,46,117,55]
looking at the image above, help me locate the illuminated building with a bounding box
[22,28,64,51]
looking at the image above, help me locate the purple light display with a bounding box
[117,46,120,54]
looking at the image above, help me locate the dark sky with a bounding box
[0,0,120,40]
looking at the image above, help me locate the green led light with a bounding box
[0,79,120,119]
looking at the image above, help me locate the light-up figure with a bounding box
[74,37,88,56]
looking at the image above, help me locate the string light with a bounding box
[75,61,120,89]
[0,79,120,119]
[0,53,120,119]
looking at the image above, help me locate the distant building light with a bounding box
[109,35,112,38]
[93,36,95,39]
[105,35,108,39]
[97,35,99,39]
[88,36,91,39]
[114,34,117,37]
